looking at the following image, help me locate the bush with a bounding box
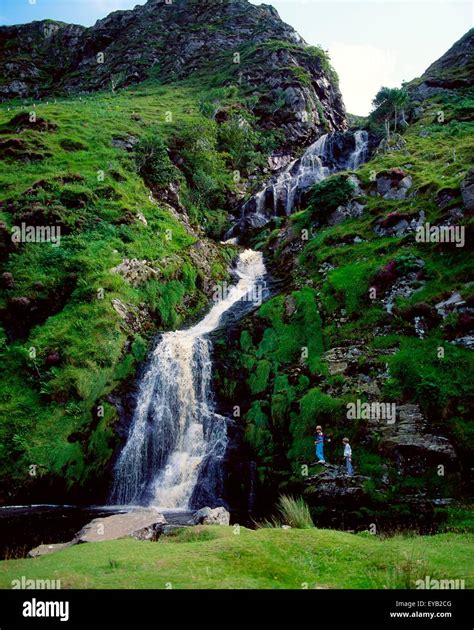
[134,135,178,189]
[308,174,355,221]
[216,113,268,174]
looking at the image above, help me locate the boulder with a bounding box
[111,258,158,286]
[376,168,412,199]
[111,135,139,151]
[435,292,465,318]
[452,335,474,349]
[327,200,365,226]
[304,464,371,505]
[111,298,151,333]
[323,345,366,376]
[192,506,230,526]
[74,509,167,544]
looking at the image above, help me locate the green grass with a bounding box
[0,80,265,495]
[0,527,471,589]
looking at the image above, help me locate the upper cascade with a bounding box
[231,129,369,234]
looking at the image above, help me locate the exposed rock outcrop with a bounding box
[304,465,371,504]
[0,0,346,147]
[377,404,457,475]
[409,28,474,99]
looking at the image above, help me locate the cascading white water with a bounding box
[110,249,267,508]
[270,134,330,215]
[347,130,369,170]
[236,129,370,231]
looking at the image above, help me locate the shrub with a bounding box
[134,135,178,189]
[308,175,355,221]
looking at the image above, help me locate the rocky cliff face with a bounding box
[0,0,346,145]
[409,28,474,100]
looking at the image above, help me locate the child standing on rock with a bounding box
[315,425,325,464]
[343,437,353,476]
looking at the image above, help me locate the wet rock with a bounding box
[192,506,230,526]
[268,153,293,171]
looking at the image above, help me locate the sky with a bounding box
[0,0,472,115]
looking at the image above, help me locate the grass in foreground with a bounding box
[0,527,472,589]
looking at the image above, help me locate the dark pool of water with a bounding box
[0,504,127,559]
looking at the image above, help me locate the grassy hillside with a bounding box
[0,81,281,501]
[0,526,472,589]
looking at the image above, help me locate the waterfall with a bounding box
[110,250,267,509]
[271,134,330,216]
[347,130,369,170]
[233,129,370,233]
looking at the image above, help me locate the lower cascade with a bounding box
[109,250,267,509]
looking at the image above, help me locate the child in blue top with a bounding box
[315,425,325,464]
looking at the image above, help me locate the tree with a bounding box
[371,86,409,137]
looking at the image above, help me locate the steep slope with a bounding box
[409,28,474,98]
[0,0,346,145]
[213,33,474,531]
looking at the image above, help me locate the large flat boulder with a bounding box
[73,509,167,544]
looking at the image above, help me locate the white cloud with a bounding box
[328,42,400,116]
